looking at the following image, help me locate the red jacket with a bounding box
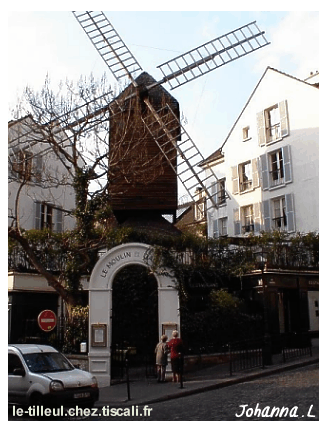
[167,338,183,359]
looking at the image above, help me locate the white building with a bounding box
[201,67,319,336]
[8,115,77,232]
[203,67,319,239]
[8,115,79,344]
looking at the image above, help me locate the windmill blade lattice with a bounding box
[155,21,269,90]
[73,11,143,86]
[141,102,229,212]
[72,12,270,212]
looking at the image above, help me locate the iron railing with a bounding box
[281,332,312,363]
[229,338,264,375]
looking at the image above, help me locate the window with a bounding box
[219,217,228,236]
[260,146,292,190]
[41,203,54,230]
[231,159,259,194]
[257,100,289,145]
[23,352,73,373]
[241,205,254,233]
[262,194,295,232]
[11,150,43,182]
[242,126,250,141]
[211,179,226,205]
[194,188,205,220]
[234,203,261,235]
[12,150,33,181]
[239,161,253,192]
[35,202,63,232]
[270,149,284,186]
[217,180,226,205]
[265,104,280,142]
[195,202,205,220]
[8,354,24,375]
[272,197,287,230]
[213,217,228,238]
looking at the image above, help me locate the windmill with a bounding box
[74,12,270,226]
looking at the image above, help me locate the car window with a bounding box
[8,353,24,374]
[23,352,74,373]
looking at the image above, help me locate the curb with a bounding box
[95,357,318,407]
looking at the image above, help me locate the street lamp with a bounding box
[254,249,272,366]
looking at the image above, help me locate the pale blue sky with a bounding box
[7,8,319,159]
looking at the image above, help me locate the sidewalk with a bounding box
[95,345,319,408]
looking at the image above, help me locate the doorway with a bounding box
[111,264,158,377]
[88,242,180,386]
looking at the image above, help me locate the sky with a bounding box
[7,6,319,163]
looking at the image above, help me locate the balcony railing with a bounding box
[242,223,254,234]
[8,248,66,273]
[266,123,281,142]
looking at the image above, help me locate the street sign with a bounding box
[38,310,57,332]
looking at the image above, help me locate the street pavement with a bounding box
[8,344,319,422]
[88,363,319,421]
[95,345,318,408]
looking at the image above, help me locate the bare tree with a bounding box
[8,75,118,306]
[8,73,182,306]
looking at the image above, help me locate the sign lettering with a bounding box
[100,251,133,278]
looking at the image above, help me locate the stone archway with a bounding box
[88,243,180,387]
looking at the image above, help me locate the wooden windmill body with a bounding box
[108,72,180,226]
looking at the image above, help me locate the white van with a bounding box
[8,344,99,407]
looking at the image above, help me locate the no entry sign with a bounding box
[38,310,57,332]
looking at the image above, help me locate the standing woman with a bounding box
[167,330,183,383]
[154,334,169,382]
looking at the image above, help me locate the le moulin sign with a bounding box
[99,249,145,279]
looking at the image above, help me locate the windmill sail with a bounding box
[73,11,142,86]
[72,12,270,214]
[155,21,270,90]
[141,103,229,212]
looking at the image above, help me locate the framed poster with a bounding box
[162,322,178,340]
[91,324,107,347]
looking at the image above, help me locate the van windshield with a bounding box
[23,352,74,373]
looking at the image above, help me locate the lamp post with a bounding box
[255,250,272,366]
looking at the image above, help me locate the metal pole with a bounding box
[180,354,184,389]
[125,357,131,401]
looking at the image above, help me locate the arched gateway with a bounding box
[88,243,180,387]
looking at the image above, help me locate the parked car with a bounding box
[8,344,99,407]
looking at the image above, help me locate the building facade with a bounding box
[202,67,319,336]
[8,115,78,344]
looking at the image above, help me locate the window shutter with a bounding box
[279,100,289,137]
[256,110,266,146]
[34,202,42,230]
[55,208,63,233]
[260,154,269,190]
[231,166,239,194]
[234,208,241,235]
[262,200,271,231]
[253,202,261,233]
[282,145,292,183]
[252,158,259,189]
[285,193,295,232]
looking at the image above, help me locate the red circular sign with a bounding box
[38,310,57,332]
